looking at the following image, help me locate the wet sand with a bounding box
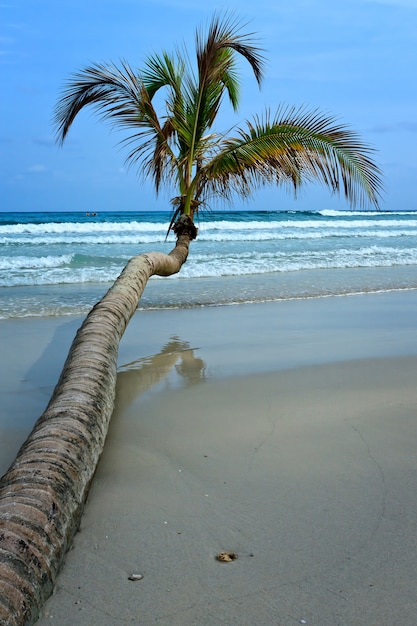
[1,291,417,625]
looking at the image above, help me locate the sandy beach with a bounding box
[1,291,417,625]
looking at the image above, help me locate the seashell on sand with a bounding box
[216,551,238,562]
[128,573,144,581]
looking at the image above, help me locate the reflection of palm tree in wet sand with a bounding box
[114,337,206,416]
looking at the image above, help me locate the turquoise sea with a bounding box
[1,209,417,319]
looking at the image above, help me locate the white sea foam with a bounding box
[0,255,73,271]
[4,224,417,246]
[318,209,417,217]
[0,235,166,245]
[1,248,414,287]
[2,217,417,237]
[171,245,417,279]
[0,220,167,235]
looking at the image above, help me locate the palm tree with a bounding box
[0,14,382,625]
[54,14,381,227]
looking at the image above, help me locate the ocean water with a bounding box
[1,209,417,319]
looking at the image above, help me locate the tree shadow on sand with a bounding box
[113,336,206,418]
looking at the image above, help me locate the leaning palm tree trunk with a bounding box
[0,219,195,626]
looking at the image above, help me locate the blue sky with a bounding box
[1,0,416,213]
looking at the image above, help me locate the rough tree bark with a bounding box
[0,217,197,626]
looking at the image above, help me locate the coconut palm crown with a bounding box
[54,13,383,227]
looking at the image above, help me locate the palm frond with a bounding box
[54,60,183,188]
[199,106,383,208]
[185,12,266,171]
[141,51,185,101]
[54,60,145,143]
[196,12,265,94]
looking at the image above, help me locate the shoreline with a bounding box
[2,264,417,320]
[1,291,417,624]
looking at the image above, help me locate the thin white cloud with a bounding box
[371,121,417,133]
[366,0,417,7]
[0,34,13,60]
[27,164,47,173]
[34,137,55,147]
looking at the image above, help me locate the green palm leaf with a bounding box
[200,107,382,208]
